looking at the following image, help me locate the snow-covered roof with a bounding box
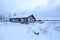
[10,13,33,18]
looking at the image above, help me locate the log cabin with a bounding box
[10,14,36,24]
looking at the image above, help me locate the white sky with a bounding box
[11,0,60,10]
[0,0,60,11]
[14,0,48,10]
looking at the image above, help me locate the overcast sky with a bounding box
[0,0,60,11]
[0,0,60,18]
[0,0,60,19]
[0,0,48,10]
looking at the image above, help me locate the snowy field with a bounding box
[0,21,60,40]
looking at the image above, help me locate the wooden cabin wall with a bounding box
[19,18,27,24]
[10,18,19,22]
[27,16,35,23]
[10,18,28,24]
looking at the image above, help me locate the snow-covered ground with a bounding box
[0,21,60,40]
